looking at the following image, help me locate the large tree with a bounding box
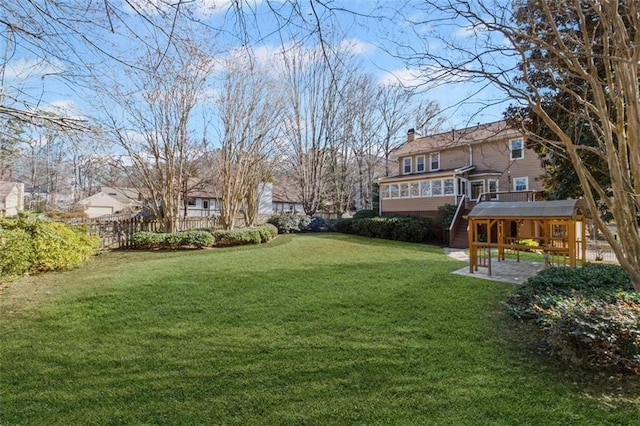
[403,0,640,289]
[102,38,214,232]
[216,53,282,229]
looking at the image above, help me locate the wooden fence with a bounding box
[75,216,220,249]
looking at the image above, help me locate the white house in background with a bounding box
[0,182,25,217]
[272,179,304,213]
[76,187,143,218]
[185,182,273,217]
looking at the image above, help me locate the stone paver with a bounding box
[445,248,544,285]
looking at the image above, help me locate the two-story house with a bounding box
[379,120,544,216]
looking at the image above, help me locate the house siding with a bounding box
[382,196,457,215]
[381,122,545,217]
[0,183,24,216]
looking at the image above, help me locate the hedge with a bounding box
[332,215,441,244]
[211,224,277,246]
[131,230,215,249]
[131,225,278,249]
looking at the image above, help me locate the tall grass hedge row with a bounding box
[0,216,98,280]
[506,264,640,374]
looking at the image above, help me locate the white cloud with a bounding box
[337,38,375,56]
[378,66,470,89]
[378,68,428,88]
[123,0,265,17]
[3,58,64,80]
[455,23,488,38]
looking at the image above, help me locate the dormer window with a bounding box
[403,158,412,174]
[430,152,440,171]
[416,155,425,173]
[510,138,524,160]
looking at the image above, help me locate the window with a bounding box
[420,181,431,197]
[488,179,499,199]
[403,158,412,174]
[430,152,440,171]
[416,156,425,173]
[470,181,484,200]
[389,184,399,198]
[410,182,420,197]
[187,197,196,207]
[514,177,528,191]
[381,185,390,199]
[203,200,210,209]
[443,178,455,195]
[510,138,524,160]
[432,179,443,196]
[400,183,409,197]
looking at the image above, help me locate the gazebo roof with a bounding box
[468,199,586,219]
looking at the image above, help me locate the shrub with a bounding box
[0,228,34,277]
[212,225,277,246]
[132,230,215,249]
[268,213,310,233]
[256,224,278,243]
[506,264,640,374]
[331,218,354,234]
[352,209,377,219]
[30,222,98,272]
[131,231,165,249]
[437,203,457,229]
[543,296,640,374]
[334,215,437,244]
[303,217,329,232]
[179,230,215,248]
[0,216,97,279]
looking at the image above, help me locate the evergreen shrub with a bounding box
[506,264,640,374]
[268,213,311,233]
[0,215,98,280]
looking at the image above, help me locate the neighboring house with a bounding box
[76,187,143,218]
[379,120,544,218]
[272,179,304,214]
[185,182,273,217]
[185,184,222,217]
[0,182,25,217]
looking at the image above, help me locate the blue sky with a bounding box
[3,0,513,133]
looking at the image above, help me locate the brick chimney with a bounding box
[407,128,420,143]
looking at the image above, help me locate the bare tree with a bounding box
[102,39,214,232]
[278,42,349,216]
[216,54,282,229]
[401,0,640,289]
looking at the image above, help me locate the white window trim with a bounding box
[416,155,426,173]
[429,152,440,171]
[403,158,412,175]
[513,176,528,191]
[488,179,499,200]
[510,138,524,160]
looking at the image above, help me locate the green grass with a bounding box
[1,234,638,425]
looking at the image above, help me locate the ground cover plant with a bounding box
[506,264,640,374]
[1,234,639,424]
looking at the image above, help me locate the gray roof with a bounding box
[468,199,587,219]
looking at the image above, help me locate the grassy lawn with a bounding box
[1,233,638,425]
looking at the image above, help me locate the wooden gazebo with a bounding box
[467,199,587,276]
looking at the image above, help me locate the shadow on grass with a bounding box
[1,234,639,425]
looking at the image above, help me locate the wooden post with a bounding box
[468,218,475,273]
